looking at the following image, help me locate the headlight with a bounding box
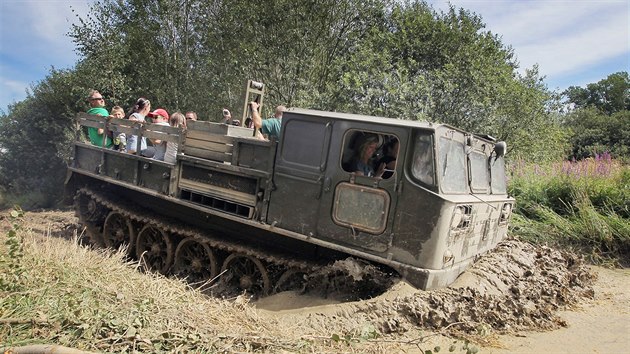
[500,203,512,222]
[450,206,464,229]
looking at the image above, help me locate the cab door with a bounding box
[315,122,408,253]
[266,115,333,235]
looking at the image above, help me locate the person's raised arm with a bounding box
[250,102,261,130]
[250,101,266,140]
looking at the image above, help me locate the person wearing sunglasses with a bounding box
[87,90,113,148]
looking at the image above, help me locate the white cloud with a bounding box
[428,0,629,89]
[23,0,91,59]
[2,77,28,93]
[474,1,598,46]
[518,11,629,76]
[0,76,30,111]
[474,1,628,75]
[0,0,91,109]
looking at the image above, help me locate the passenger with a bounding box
[185,111,197,121]
[184,111,197,128]
[110,105,125,119]
[221,108,240,126]
[222,108,232,124]
[86,90,113,148]
[350,134,385,178]
[127,97,152,156]
[147,108,170,161]
[164,112,185,164]
[377,138,399,179]
[251,102,286,141]
[109,106,127,152]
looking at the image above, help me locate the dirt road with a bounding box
[486,266,629,353]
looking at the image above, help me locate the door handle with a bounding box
[316,176,331,200]
[323,176,332,193]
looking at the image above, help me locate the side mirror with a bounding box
[493,141,507,158]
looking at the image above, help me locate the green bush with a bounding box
[509,158,630,265]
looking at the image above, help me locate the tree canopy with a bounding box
[562,72,630,161]
[0,0,586,206]
[564,72,630,115]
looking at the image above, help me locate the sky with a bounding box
[0,0,628,113]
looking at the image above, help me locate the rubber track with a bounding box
[74,187,318,275]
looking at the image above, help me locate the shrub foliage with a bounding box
[509,157,630,265]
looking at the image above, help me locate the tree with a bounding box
[0,69,84,207]
[565,107,630,160]
[2,0,571,207]
[562,72,630,160]
[564,72,630,115]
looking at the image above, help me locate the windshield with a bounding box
[438,136,467,194]
[490,155,507,194]
[469,151,489,192]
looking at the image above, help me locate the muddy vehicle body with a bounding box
[66,107,514,295]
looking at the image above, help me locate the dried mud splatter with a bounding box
[278,240,596,338]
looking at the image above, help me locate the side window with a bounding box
[280,119,329,170]
[341,130,399,179]
[411,133,435,186]
[490,156,507,194]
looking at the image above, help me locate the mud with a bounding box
[257,240,597,339]
[381,240,594,334]
[301,258,399,301]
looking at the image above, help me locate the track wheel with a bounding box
[173,238,219,284]
[79,223,105,248]
[102,211,136,253]
[221,253,270,296]
[274,268,308,294]
[75,192,99,221]
[74,193,105,247]
[136,224,174,274]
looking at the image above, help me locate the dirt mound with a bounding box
[259,240,596,338]
[377,240,594,334]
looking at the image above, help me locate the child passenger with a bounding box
[164,112,185,164]
[110,106,127,152]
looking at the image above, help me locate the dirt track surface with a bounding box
[6,209,630,353]
[256,239,596,336]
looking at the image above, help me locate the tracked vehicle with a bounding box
[66,94,514,296]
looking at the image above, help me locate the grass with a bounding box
[508,155,630,266]
[1,210,427,353]
[0,212,291,353]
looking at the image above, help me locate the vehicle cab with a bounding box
[266,109,514,288]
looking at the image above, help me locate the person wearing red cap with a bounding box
[147,108,170,161]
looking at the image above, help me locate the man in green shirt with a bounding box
[87,90,113,148]
[250,101,286,141]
